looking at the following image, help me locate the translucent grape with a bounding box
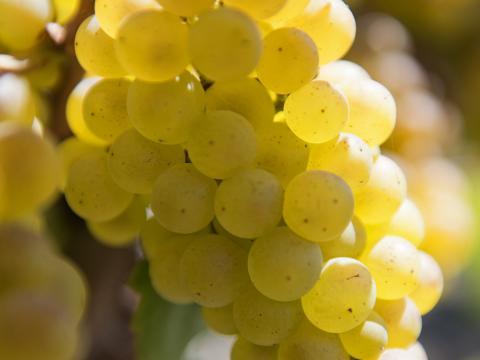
[187,110,257,179]
[406,342,429,360]
[387,199,425,247]
[0,74,35,126]
[157,0,214,17]
[151,164,217,234]
[202,304,237,335]
[320,217,366,260]
[115,9,189,81]
[212,217,254,250]
[302,257,376,333]
[248,226,323,302]
[140,218,175,260]
[267,0,310,25]
[127,71,205,145]
[52,0,80,24]
[316,60,370,85]
[375,349,411,360]
[284,80,349,144]
[231,337,278,360]
[189,7,262,81]
[257,27,318,94]
[223,0,288,19]
[180,234,248,307]
[283,170,354,242]
[107,129,185,194]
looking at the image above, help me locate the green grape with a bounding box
[127,71,205,145]
[205,78,274,131]
[286,0,356,64]
[375,297,422,348]
[189,7,262,81]
[231,337,278,360]
[186,111,257,179]
[320,217,366,260]
[387,199,425,247]
[278,318,349,360]
[284,80,349,144]
[339,311,388,359]
[316,60,370,85]
[52,0,80,24]
[267,0,310,25]
[151,164,217,234]
[255,120,310,188]
[409,251,444,315]
[257,27,318,94]
[0,74,35,126]
[248,226,323,302]
[95,0,160,38]
[107,129,184,194]
[180,234,248,307]
[215,169,283,239]
[0,0,53,50]
[283,170,353,243]
[233,285,303,346]
[65,151,133,222]
[363,236,419,300]
[88,196,146,247]
[302,257,376,333]
[212,217,254,250]
[354,155,407,225]
[308,133,373,192]
[75,16,127,78]
[140,218,175,260]
[83,78,131,143]
[339,78,396,146]
[202,304,237,335]
[157,0,214,17]
[0,124,59,221]
[223,0,288,19]
[115,9,189,82]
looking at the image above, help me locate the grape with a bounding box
[65,151,133,222]
[375,348,411,360]
[233,285,303,346]
[231,337,278,360]
[375,297,422,348]
[223,0,288,19]
[0,124,59,221]
[387,199,425,247]
[354,155,407,225]
[88,196,147,247]
[202,304,237,335]
[409,251,444,315]
[75,16,127,78]
[115,9,189,82]
[283,170,353,243]
[189,7,262,81]
[308,133,373,192]
[151,164,217,234]
[215,169,283,239]
[316,60,371,85]
[320,217,366,260]
[212,217,254,250]
[267,0,310,25]
[256,27,318,94]
[205,78,274,131]
[157,0,214,17]
[0,74,35,126]
[284,80,349,144]
[180,234,248,307]
[339,311,388,359]
[107,129,185,194]
[406,342,428,360]
[187,111,257,179]
[83,78,131,143]
[140,218,175,260]
[52,0,80,24]
[278,318,349,360]
[302,257,376,333]
[127,71,205,145]
[363,235,419,300]
[248,226,323,302]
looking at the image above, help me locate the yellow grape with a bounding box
[283,170,353,242]
[187,110,257,179]
[375,297,422,348]
[308,133,373,192]
[157,0,214,17]
[223,0,288,19]
[205,78,275,131]
[354,155,407,225]
[406,342,429,360]
[409,251,444,315]
[127,71,205,145]
[302,257,376,333]
[180,234,248,307]
[151,164,217,234]
[284,80,349,144]
[52,0,80,24]
[248,226,323,302]
[316,60,370,85]
[107,128,185,194]
[189,7,262,81]
[387,199,425,247]
[115,9,188,81]
[202,304,237,335]
[0,74,35,126]
[212,217,254,250]
[233,285,303,346]
[374,348,411,360]
[320,217,366,260]
[75,16,127,78]
[140,218,175,260]
[231,337,278,360]
[65,151,133,222]
[267,0,310,25]
[257,27,318,94]
[215,169,283,239]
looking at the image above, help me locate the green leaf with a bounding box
[130,261,204,360]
